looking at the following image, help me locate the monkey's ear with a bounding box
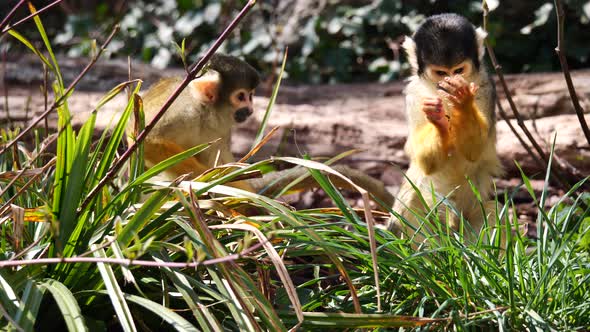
[475,27,487,61]
[188,70,220,105]
[401,36,419,75]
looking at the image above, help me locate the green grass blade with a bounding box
[94,291,199,332]
[251,49,288,149]
[37,279,87,332]
[0,272,19,317]
[7,30,54,71]
[117,186,175,247]
[92,246,137,332]
[153,254,222,332]
[278,311,442,328]
[127,142,212,187]
[92,84,142,186]
[58,111,96,251]
[15,281,45,331]
[29,2,63,87]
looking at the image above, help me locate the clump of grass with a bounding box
[1,3,589,331]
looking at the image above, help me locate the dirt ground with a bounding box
[2,56,590,236]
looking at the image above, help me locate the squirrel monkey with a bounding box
[128,54,260,191]
[387,14,502,242]
[128,54,395,207]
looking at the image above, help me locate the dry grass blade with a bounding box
[238,126,280,163]
[0,158,56,217]
[0,168,45,181]
[210,223,304,327]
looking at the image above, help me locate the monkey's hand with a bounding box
[437,75,478,109]
[422,97,449,133]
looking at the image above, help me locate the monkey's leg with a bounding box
[389,180,434,244]
[464,200,506,246]
[439,77,490,162]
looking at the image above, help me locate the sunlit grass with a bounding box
[1,4,589,331]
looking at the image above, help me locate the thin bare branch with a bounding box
[496,100,545,170]
[485,42,575,189]
[0,0,63,36]
[553,0,590,145]
[79,0,258,213]
[0,0,26,32]
[0,250,257,268]
[0,24,120,155]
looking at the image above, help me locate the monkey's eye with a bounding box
[454,67,464,74]
[435,70,447,76]
[237,92,246,102]
[249,93,253,102]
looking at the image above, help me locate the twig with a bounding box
[553,0,590,145]
[0,0,63,36]
[9,228,49,260]
[0,24,119,155]
[0,301,25,332]
[0,0,26,32]
[485,44,550,165]
[485,42,574,189]
[0,248,262,268]
[79,0,258,213]
[43,63,49,134]
[496,100,545,170]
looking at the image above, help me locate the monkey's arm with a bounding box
[449,101,489,161]
[246,165,395,209]
[408,94,452,175]
[439,76,490,162]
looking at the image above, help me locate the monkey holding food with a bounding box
[387,14,502,242]
[128,54,395,207]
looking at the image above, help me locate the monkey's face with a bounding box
[229,88,256,123]
[424,59,473,85]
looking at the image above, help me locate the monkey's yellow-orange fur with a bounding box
[390,25,502,243]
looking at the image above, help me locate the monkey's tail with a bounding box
[246,164,395,210]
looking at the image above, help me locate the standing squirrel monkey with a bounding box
[387,14,502,241]
[128,54,395,208]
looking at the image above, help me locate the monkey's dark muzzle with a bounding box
[234,107,253,123]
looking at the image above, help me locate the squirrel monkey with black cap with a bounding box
[128,54,260,191]
[128,54,395,207]
[387,14,502,241]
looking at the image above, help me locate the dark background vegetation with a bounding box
[2,0,590,83]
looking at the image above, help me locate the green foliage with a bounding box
[1,2,589,331]
[4,0,590,83]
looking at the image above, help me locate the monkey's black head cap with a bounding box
[208,53,261,92]
[413,13,480,75]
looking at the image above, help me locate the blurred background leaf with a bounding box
[3,0,589,83]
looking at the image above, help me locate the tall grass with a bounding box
[1,4,589,332]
